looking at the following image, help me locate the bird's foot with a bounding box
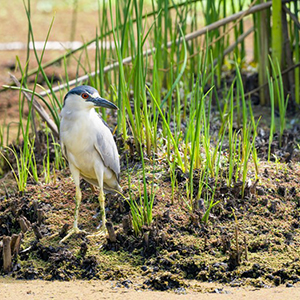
[59,227,89,244]
[87,225,107,238]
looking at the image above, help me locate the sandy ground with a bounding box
[0,279,300,300]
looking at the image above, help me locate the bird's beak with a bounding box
[88,97,118,110]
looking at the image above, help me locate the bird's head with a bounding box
[63,85,118,110]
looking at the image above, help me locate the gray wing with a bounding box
[94,126,120,182]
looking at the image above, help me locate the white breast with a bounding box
[60,109,102,177]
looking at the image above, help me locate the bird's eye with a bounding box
[81,93,89,99]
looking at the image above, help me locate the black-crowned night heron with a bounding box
[59,85,120,243]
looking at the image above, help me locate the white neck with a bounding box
[61,96,95,118]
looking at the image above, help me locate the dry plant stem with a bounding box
[122,215,132,235]
[10,233,22,256]
[24,215,31,228]
[10,234,19,255]
[160,232,166,244]
[235,224,239,256]
[32,200,38,217]
[106,222,117,243]
[9,74,59,138]
[18,216,31,233]
[143,232,149,248]
[14,234,22,255]
[37,209,45,225]
[3,236,12,273]
[32,223,43,240]
[40,1,272,96]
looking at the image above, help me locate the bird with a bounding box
[59,85,121,243]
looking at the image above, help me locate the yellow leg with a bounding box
[98,188,106,232]
[60,182,88,243]
[73,185,82,230]
[87,188,107,238]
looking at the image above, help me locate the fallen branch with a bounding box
[283,4,300,29]
[244,62,300,99]
[213,26,254,66]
